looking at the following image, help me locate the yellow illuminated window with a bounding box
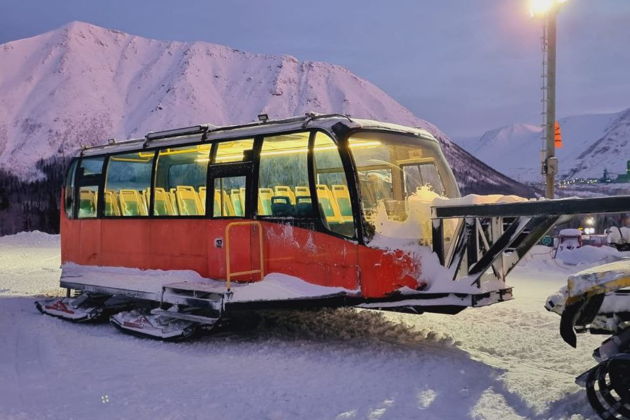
[154,144,210,216]
[313,132,355,237]
[214,139,255,163]
[257,132,309,216]
[104,152,155,217]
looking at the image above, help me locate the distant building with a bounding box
[614,160,630,183]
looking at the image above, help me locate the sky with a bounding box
[1,0,629,138]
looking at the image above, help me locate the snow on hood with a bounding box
[567,260,630,298]
[545,255,630,316]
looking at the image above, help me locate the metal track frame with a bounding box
[432,196,630,289]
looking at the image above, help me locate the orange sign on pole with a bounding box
[554,121,563,148]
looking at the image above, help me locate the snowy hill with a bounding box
[568,108,630,179]
[0,21,531,197]
[455,110,629,183]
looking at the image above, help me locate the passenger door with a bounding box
[207,158,261,283]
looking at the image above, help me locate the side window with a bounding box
[64,160,78,218]
[104,152,155,217]
[213,176,247,217]
[76,157,105,219]
[154,144,210,216]
[313,132,355,238]
[257,132,310,217]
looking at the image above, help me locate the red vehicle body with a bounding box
[44,113,514,340]
[60,214,421,299]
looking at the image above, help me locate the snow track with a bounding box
[2,232,626,419]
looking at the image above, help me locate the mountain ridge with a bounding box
[0,21,533,200]
[455,110,628,182]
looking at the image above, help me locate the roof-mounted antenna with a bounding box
[257,114,269,123]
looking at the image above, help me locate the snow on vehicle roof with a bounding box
[80,113,437,157]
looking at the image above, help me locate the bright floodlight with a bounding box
[530,0,567,16]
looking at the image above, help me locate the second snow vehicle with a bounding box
[546,262,630,420]
[36,114,630,341]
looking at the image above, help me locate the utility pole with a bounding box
[543,9,558,198]
[536,2,566,198]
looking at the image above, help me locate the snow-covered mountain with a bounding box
[455,110,629,183]
[0,21,532,197]
[568,108,630,179]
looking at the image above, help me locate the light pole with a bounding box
[530,0,568,198]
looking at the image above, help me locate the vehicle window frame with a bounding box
[152,144,210,218]
[342,128,460,246]
[252,129,358,241]
[207,161,254,219]
[66,127,365,241]
[64,158,79,219]
[255,130,313,221]
[101,150,157,218]
[310,130,357,240]
[75,156,106,220]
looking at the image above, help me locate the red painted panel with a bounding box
[98,219,149,268]
[60,212,424,299]
[262,223,359,290]
[78,219,102,265]
[357,246,423,298]
[149,220,208,276]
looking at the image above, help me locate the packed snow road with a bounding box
[1,232,625,419]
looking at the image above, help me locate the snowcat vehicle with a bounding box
[546,261,630,420]
[35,113,630,342]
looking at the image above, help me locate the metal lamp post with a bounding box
[531,0,568,198]
[543,8,558,198]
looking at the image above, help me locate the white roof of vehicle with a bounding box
[80,113,437,157]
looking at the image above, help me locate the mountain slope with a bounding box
[455,111,628,182]
[0,21,532,197]
[568,108,630,179]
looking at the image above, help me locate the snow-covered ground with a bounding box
[1,232,627,419]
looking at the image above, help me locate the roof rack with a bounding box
[78,113,357,155]
[199,113,354,135]
[145,125,213,141]
[80,138,144,156]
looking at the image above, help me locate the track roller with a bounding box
[35,293,112,322]
[110,308,216,341]
[585,354,630,420]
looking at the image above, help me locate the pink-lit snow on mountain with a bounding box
[456,110,629,182]
[0,22,533,196]
[0,21,433,178]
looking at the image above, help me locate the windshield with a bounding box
[348,131,459,245]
